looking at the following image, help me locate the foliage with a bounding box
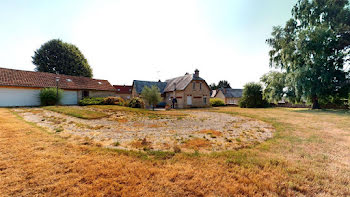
[210,80,231,90]
[79,97,105,106]
[44,106,107,119]
[103,97,125,106]
[210,98,225,107]
[266,0,350,109]
[39,88,63,106]
[260,71,286,103]
[141,85,162,110]
[32,39,93,77]
[239,82,268,108]
[128,97,145,108]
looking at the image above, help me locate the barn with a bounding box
[0,67,116,107]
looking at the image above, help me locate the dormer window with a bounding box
[98,82,102,85]
[117,89,120,91]
[66,79,72,82]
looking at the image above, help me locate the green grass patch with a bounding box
[43,106,108,119]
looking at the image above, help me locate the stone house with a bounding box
[132,69,210,108]
[212,88,243,105]
[0,67,116,107]
[113,85,132,100]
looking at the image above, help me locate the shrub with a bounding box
[39,88,63,106]
[141,85,162,110]
[128,97,145,108]
[103,97,125,106]
[239,82,269,108]
[210,98,225,107]
[79,97,104,106]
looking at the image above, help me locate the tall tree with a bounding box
[32,39,93,77]
[267,0,350,109]
[210,80,231,90]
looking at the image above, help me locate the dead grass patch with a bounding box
[199,129,222,136]
[183,138,212,150]
[44,106,108,119]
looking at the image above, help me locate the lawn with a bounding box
[43,106,108,119]
[1,107,349,196]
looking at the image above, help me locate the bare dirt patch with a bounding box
[13,107,274,153]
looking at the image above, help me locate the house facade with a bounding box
[0,67,116,107]
[113,85,132,100]
[132,69,210,108]
[212,88,243,105]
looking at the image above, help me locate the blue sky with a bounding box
[0,0,297,87]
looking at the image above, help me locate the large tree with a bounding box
[267,0,350,109]
[32,39,93,77]
[210,80,231,90]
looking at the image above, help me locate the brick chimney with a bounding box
[194,69,199,78]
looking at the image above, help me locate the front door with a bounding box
[187,96,192,105]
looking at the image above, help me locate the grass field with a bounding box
[43,106,108,119]
[0,107,349,196]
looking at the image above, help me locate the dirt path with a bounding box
[14,108,274,152]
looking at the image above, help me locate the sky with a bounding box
[0,0,297,88]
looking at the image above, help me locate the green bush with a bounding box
[103,97,125,106]
[239,82,269,108]
[128,97,145,108]
[210,98,225,107]
[79,97,104,106]
[39,88,63,106]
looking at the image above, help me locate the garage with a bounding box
[61,90,78,105]
[0,88,41,107]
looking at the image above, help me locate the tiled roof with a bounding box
[0,67,115,91]
[132,80,167,94]
[164,74,205,92]
[113,85,132,94]
[219,88,243,98]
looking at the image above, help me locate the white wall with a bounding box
[0,87,78,107]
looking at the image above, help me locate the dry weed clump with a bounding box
[199,129,222,136]
[183,138,212,150]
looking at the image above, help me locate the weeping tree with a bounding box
[261,71,286,103]
[267,0,350,109]
[33,39,93,77]
[141,85,162,110]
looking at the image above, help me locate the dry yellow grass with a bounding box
[1,107,350,196]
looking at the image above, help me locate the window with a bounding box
[200,83,202,90]
[193,82,195,90]
[117,89,120,91]
[203,96,207,104]
[98,82,102,85]
[82,90,89,98]
[66,79,72,82]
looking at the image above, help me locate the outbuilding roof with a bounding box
[132,80,167,94]
[164,74,205,92]
[219,88,243,98]
[113,85,132,94]
[0,67,115,91]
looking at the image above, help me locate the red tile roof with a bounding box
[113,85,132,94]
[0,67,115,91]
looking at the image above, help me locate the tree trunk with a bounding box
[312,96,320,109]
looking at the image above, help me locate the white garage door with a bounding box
[0,88,41,107]
[61,90,78,105]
